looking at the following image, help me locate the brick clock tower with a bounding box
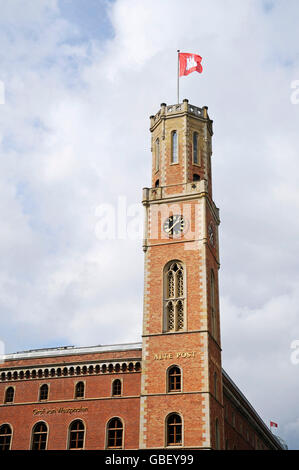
[140,99,223,450]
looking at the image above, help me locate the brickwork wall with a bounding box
[0,366,141,450]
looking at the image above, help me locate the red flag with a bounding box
[270,421,278,428]
[179,52,203,76]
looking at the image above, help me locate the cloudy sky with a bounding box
[0,0,299,449]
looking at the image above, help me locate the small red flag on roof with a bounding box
[179,52,203,76]
[270,421,278,428]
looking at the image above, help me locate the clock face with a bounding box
[163,215,186,236]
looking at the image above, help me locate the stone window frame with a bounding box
[155,137,160,172]
[166,365,182,393]
[67,419,86,450]
[111,378,122,397]
[105,417,124,449]
[165,412,183,447]
[38,383,49,402]
[4,386,15,404]
[192,131,201,166]
[210,269,217,340]
[170,130,179,164]
[0,423,13,450]
[74,381,85,400]
[163,260,186,333]
[30,421,48,450]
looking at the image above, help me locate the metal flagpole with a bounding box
[177,50,180,104]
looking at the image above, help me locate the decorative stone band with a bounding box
[0,360,142,382]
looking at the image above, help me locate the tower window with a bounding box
[68,420,85,449]
[166,413,182,446]
[155,138,160,171]
[214,372,218,400]
[31,422,48,450]
[164,261,185,332]
[210,269,217,339]
[193,174,200,182]
[112,379,122,396]
[4,387,14,404]
[74,381,85,399]
[215,419,220,450]
[193,132,199,164]
[39,384,49,401]
[155,179,159,187]
[0,424,12,450]
[168,366,181,392]
[106,418,123,449]
[171,131,178,163]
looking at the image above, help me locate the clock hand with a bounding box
[166,217,181,233]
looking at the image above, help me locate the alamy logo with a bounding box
[186,56,197,70]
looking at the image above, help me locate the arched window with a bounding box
[193,132,199,164]
[168,366,181,392]
[68,420,85,449]
[155,138,160,171]
[164,261,185,332]
[155,179,160,187]
[112,379,122,396]
[31,422,48,450]
[171,131,178,163]
[166,414,182,446]
[210,269,217,339]
[39,384,49,401]
[74,381,85,399]
[0,424,12,450]
[4,387,14,404]
[106,418,123,449]
[215,419,220,450]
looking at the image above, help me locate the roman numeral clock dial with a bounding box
[163,215,187,237]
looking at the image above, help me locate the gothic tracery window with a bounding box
[164,261,185,332]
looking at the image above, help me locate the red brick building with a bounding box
[0,101,284,450]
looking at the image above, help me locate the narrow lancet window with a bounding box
[193,132,199,164]
[171,131,178,163]
[211,269,217,339]
[155,138,160,171]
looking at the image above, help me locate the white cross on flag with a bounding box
[179,52,203,76]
